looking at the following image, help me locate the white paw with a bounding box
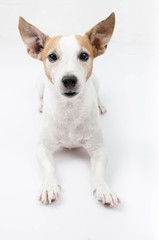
[39,183,61,204]
[93,184,120,207]
[98,102,107,115]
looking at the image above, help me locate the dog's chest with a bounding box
[43,82,98,149]
[50,104,94,148]
[54,121,86,148]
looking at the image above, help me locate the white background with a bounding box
[0,0,158,239]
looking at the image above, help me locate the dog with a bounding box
[18,13,120,206]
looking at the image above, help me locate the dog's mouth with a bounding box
[63,91,78,97]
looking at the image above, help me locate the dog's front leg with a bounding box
[37,143,61,204]
[86,145,120,207]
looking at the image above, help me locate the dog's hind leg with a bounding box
[37,77,45,113]
[98,97,107,115]
[92,74,107,114]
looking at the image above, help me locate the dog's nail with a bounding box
[105,202,111,206]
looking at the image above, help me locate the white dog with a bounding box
[18,13,120,206]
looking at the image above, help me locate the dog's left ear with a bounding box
[18,17,48,60]
[85,12,115,57]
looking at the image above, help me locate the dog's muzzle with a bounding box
[62,75,78,97]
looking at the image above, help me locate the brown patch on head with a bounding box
[75,35,94,80]
[41,36,62,82]
[41,36,62,61]
[75,35,95,58]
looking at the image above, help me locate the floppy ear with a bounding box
[18,17,48,59]
[85,12,115,57]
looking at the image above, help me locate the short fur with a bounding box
[18,13,120,206]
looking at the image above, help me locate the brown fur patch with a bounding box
[19,17,48,59]
[41,36,62,60]
[41,36,62,82]
[75,35,94,80]
[75,35,95,58]
[85,12,115,57]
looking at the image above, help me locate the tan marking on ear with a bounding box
[85,12,115,57]
[75,35,94,80]
[18,16,48,59]
[41,36,62,83]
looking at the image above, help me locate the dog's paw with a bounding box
[98,102,107,115]
[93,185,120,207]
[39,183,61,204]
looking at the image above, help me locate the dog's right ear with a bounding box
[18,17,48,60]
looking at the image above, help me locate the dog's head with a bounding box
[19,13,115,98]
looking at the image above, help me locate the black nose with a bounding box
[62,75,77,90]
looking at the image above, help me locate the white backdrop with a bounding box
[0,1,158,240]
[0,0,158,44]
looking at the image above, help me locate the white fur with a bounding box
[37,36,119,206]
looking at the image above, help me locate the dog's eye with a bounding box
[79,52,89,61]
[48,53,58,62]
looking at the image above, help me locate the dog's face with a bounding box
[19,13,115,98]
[40,35,94,97]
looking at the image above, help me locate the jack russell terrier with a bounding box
[18,13,120,207]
